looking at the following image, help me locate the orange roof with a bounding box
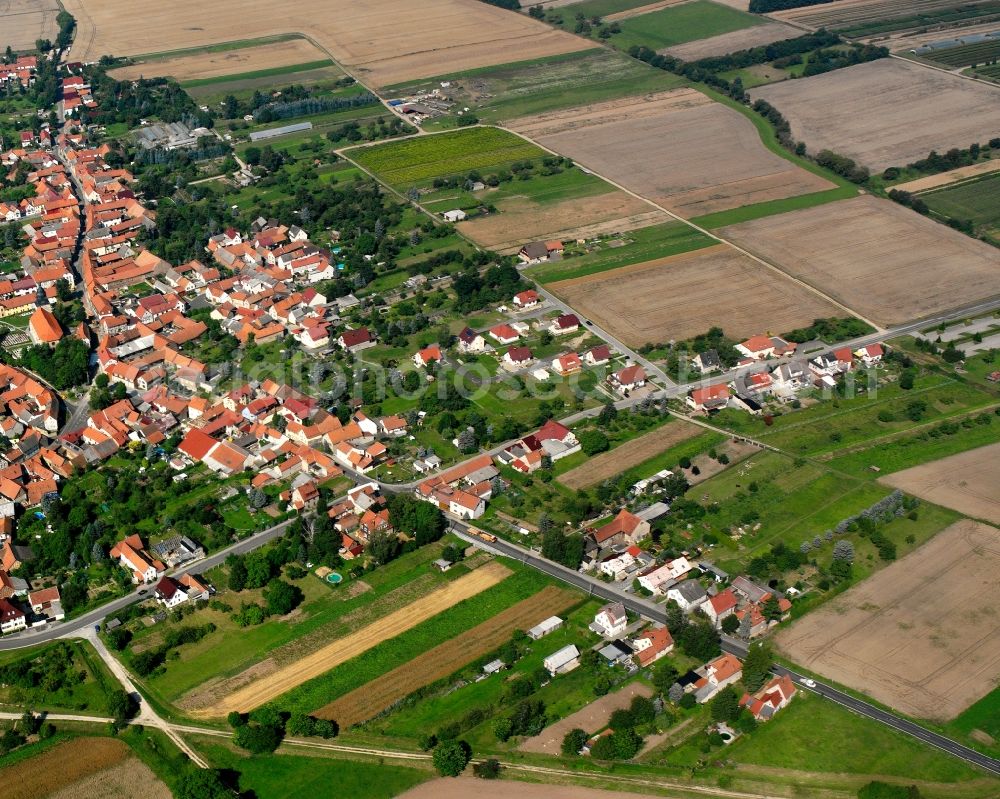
[28,306,63,343]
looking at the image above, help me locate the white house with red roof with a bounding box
[337,327,375,352]
[687,383,731,412]
[693,653,743,703]
[513,289,539,309]
[489,324,520,345]
[499,418,579,472]
[413,343,442,368]
[854,343,884,365]
[741,674,797,721]
[110,534,164,584]
[584,345,611,366]
[553,352,582,376]
[550,313,580,335]
[591,508,649,548]
[704,587,739,627]
[736,335,796,361]
[632,626,674,667]
[609,364,646,394]
[0,597,25,633]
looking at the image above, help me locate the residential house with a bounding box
[28,586,63,622]
[338,328,375,352]
[591,508,649,548]
[591,602,628,638]
[741,674,797,721]
[637,556,693,595]
[0,598,25,634]
[609,364,646,395]
[550,313,579,335]
[584,345,611,366]
[457,327,488,353]
[692,349,722,374]
[503,346,533,369]
[489,324,520,346]
[553,352,581,376]
[413,344,442,368]
[693,653,743,703]
[736,335,796,361]
[687,383,730,412]
[109,534,164,584]
[704,588,738,628]
[665,579,707,612]
[855,343,884,365]
[632,626,674,667]
[512,289,539,309]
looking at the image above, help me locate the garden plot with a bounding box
[749,59,1000,171]
[776,519,1000,720]
[509,88,834,218]
[548,244,843,346]
[720,195,1000,325]
[62,0,589,87]
[879,442,1000,524]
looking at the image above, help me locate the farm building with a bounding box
[544,643,580,676]
[527,615,563,640]
[442,209,467,222]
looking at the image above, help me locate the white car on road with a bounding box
[799,678,817,688]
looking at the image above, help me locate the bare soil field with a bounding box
[109,38,331,82]
[879,442,1000,524]
[48,757,171,799]
[720,195,1000,325]
[605,0,689,21]
[400,778,667,799]
[458,193,665,253]
[509,88,834,218]
[776,519,1000,720]
[0,0,59,52]
[892,158,1000,194]
[559,420,702,489]
[196,561,511,716]
[62,0,590,87]
[664,20,801,60]
[314,585,579,726]
[548,244,843,346]
[0,737,133,799]
[686,439,760,485]
[749,59,1000,171]
[520,682,654,754]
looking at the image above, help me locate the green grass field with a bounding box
[198,741,430,798]
[946,686,1000,758]
[0,640,117,716]
[526,222,717,283]
[690,184,858,228]
[389,50,685,126]
[607,0,765,51]
[921,171,1000,235]
[349,127,545,188]
[180,59,336,89]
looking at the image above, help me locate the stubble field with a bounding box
[314,585,578,726]
[879,442,1000,524]
[0,0,59,51]
[720,195,1000,325]
[548,244,843,346]
[776,519,1000,720]
[664,20,802,60]
[108,37,332,82]
[196,561,511,716]
[510,88,834,218]
[749,59,1000,171]
[61,0,589,86]
[559,420,701,489]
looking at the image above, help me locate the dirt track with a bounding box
[879,442,1000,524]
[776,519,1000,720]
[400,778,668,799]
[109,38,331,82]
[720,195,1000,325]
[196,561,511,716]
[559,420,701,489]
[510,88,833,218]
[62,0,589,87]
[549,244,842,346]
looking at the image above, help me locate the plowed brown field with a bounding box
[509,88,834,218]
[0,0,59,52]
[196,561,511,716]
[314,585,578,726]
[0,738,143,799]
[62,0,589,87]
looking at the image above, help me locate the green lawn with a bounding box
[348,127,546,188]
[727,691,984,782]
[198,741,430,798]
[921,171,1000,236]
[526,222,717,283]
[607,0,765,51]
[690,184,858,228]
[180,59,336,88]
[946,686,1000,758]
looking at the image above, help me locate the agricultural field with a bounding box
[558,418,702,489]
[389,49,686,126]
[777,519,1000,720]
[314,585,579,726]
[891,158,1000,194]
[510,88,835,218]
[108,37,333,82]
[401,780,672,799]
[749,59,1000,171]
[921,171,1000,237]
[604,0,766,52]
[0,737,169,799]
[720,195,1000,325]
[524,222,717,283]
[0,0,59,52]
[769,0,1000,38]
[196,560,512,716]
[664,20,801,61]
[62,0,590,87]
[547,244,844,346]
[919,36,1000,67]
[880,442,1000,523]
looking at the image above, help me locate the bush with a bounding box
[433,740,471,777]
[473,758,501,779]
[579,429,610,455]
[562,728,588,756]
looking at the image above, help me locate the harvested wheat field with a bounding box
[548,244,843,346]
[315,585,578,726]
[0,737,168,799]
[62,0,589,87]
[777,519,1000,720]
[664,20,801,60]
[720,195,1000,325]
[401,778,667,799]
[0,0,59,52]
[559,420,701,489]
[750,59,1000,171]
[197,560,511,716]
[109,37,332,82]
[520,682,654,754]
[879,443,1000,524]
[509,88,833,218]
[458,193,665,253]
[892,159,1000,194]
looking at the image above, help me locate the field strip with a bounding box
[196,561,511,716]
[558,420,701,489]
[313,585,579,726]
[896,159,1000,194]
[605,0,689,21]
